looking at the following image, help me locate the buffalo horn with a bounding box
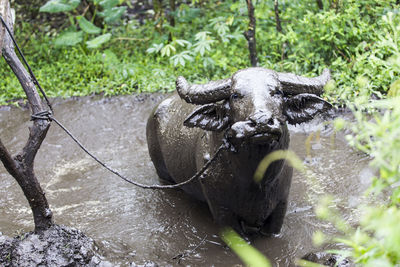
[176,76,232,104]
[277,68,331,96]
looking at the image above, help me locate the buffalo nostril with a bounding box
[248,119,257,127]
[267,118,274,126]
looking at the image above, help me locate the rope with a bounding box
[34,111,226,190]
[0,15,53,113]
[50,112,226,189]
[1,15,229,190]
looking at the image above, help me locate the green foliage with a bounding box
[3,0,397,117]
[256,5,400,263]
[313,90,400,265]
[53,31,84,47]
[39,0,80,13]
[347,97,400,198]
[86,33,111,48]
[0,22,176,102]
[78,17,101,34]
[39,0,126,49]
[221,227,271,267]
[254,150,304,182]
[99,5,127,24]
[145,4,246,74]
[331,10,400,104]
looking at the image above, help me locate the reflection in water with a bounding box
[0,94,372,266]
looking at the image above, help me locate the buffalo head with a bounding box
[176,68,332,147]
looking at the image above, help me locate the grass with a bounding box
[0,23,176,105]
[1,1,398,107]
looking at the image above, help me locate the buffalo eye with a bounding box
[230,93,239,100]
[274,89,283,96]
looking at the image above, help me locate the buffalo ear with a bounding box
[184,102,229,131]
[283,93,332,125]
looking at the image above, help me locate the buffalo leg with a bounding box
[199,178,243,234]
[149,151,174,183]
[146,115,174,183]
[260,200,288,235]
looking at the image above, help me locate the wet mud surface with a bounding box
[0,224,105,266]
[0,94,372,266]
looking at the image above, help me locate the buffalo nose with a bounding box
[249,113,281,132]
[249,112,273,125]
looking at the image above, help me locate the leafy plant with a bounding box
[312,69,400,267]
[146,12,243,71]
[146,31,217,68]
[39,0,127,49]
[40,0,80,13]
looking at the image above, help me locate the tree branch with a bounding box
[2,6,51,165]
[168,0,175,28]
[273,0,288,60]
[2,25,43,113]
[168,0,176,41]
[316,0,323,10]
[244,0,258,67]
[274,0,282,33]
[153,0,164,32]
[1,0,53,232]
[0,138,19,178]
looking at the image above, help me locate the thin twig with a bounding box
[172,235,208,263]
[81,4,90,17]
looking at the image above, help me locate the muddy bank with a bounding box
[0,224,106,266]
[0,94,372,266]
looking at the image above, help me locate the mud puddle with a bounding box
[0,94,372,266]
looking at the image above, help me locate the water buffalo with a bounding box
[146,67,331,235]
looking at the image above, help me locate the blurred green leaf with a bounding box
[333,118,346,131]
[39,0,80,13]
[388,79,400,97]
[254,150,304,182]
[160,44,176,57]
[54,31,83,46]
[86,33,112,48]
[99,6,127,24]
[296,259,326,267]
[146,43,164,54]
[99,0,119,9]
[102,49,120,66]
[220,228,271,267]
[170,51,193,67]
[78,17,101,34]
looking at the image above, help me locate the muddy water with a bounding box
[0,94,372,266]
